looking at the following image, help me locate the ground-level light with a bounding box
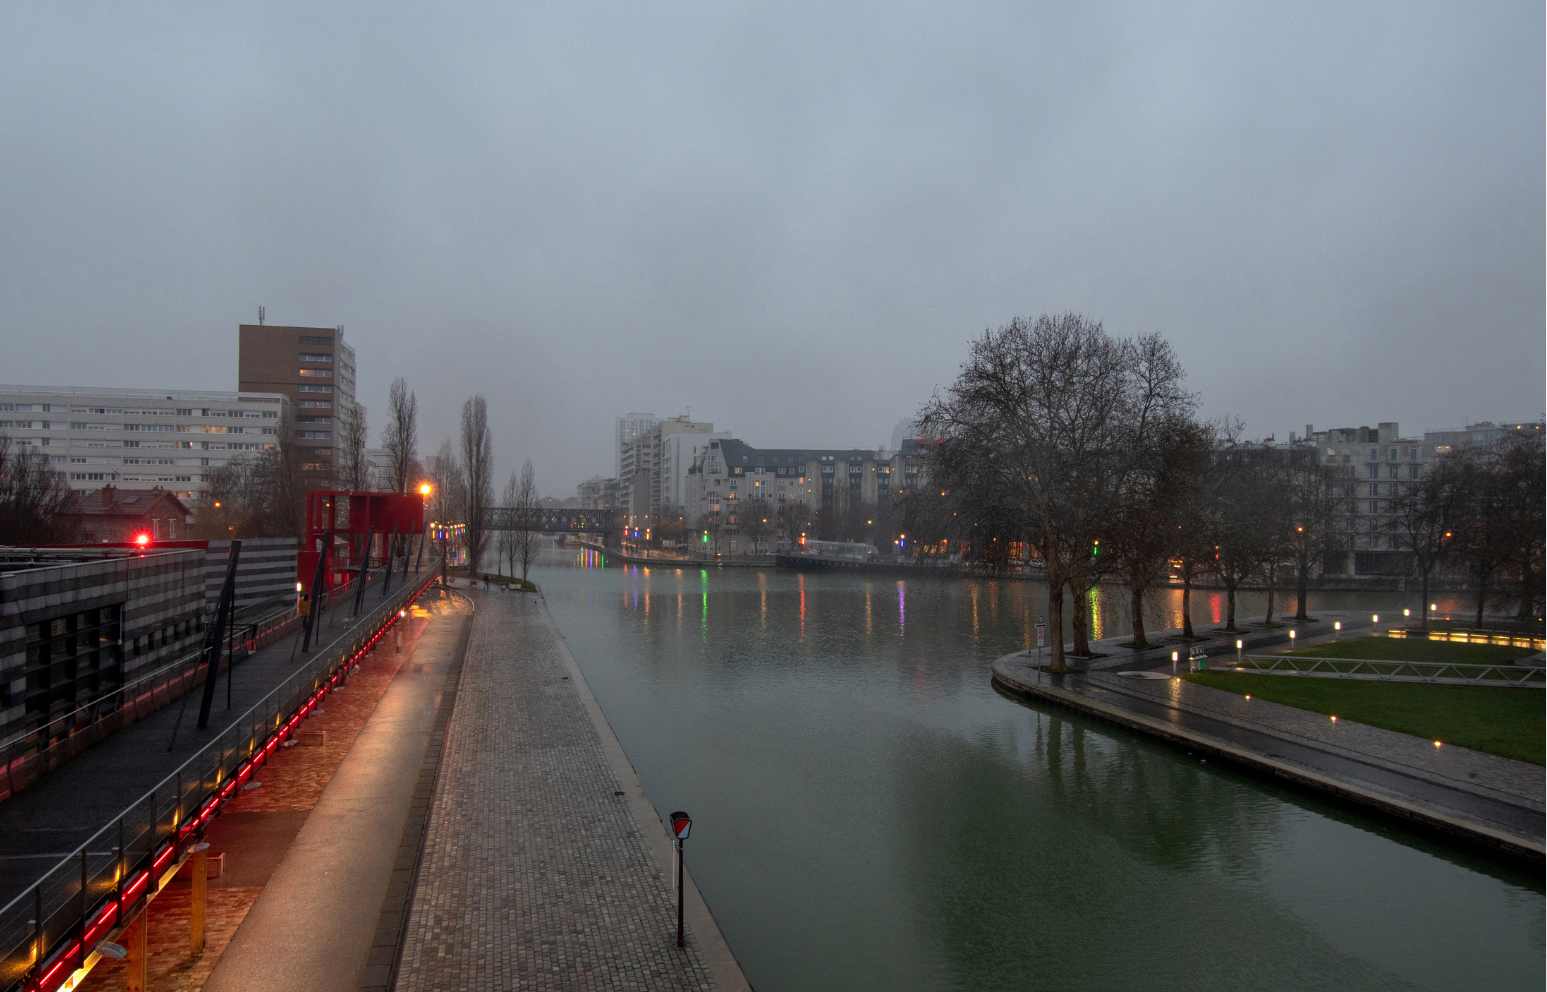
[669,810,692,948]
[134,532,151,547]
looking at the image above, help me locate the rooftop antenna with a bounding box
[257,305,266,326]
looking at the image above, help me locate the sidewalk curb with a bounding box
[992,656,1545,863]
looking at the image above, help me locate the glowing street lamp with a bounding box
[418,482,433,498]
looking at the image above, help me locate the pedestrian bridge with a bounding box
[483,506,621,535]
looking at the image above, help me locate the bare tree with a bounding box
[1391,454,1466,627]
[1289,458,1352,620]
[775,500,810,549]
[497,472,518,578]
[1108,418,1210,649]
[0,433,77,544]
[921,314,1191,671]
[339,400,370,491]
[743,497,774,554]
[513,459,538,582]
[460,395,494,571]
[383,377,418,494]
[428,441,464,518]
[255,406,306,538]
[1452,442,1541,627]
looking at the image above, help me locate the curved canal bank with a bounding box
[535,552,1543,991]
[989,653,1544,861]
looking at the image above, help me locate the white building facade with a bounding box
[0,385,288,507]
[615,412,659,478]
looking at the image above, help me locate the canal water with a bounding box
[529,550,1543,991]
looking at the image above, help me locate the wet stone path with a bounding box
[395,593,713,992]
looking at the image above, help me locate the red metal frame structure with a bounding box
[299,490,427,598]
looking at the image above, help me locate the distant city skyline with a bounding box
[3,1,1540,493]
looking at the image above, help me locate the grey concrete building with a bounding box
[0,546,206,748]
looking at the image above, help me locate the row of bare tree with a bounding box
[918,312,1545,672]
[0,433,76,544]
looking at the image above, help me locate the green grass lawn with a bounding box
[1289,635,1536,665]
[1186,671,1545,765]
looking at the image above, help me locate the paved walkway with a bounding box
[993,655,1545,860]
[395,591,744,991]
[200,593,472,992]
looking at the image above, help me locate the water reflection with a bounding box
[542,557,1540,992]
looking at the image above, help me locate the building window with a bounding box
[298,384,333,394]
[297,353,334,363]
[23,605,125,723]
[297,369,332,379]
[1367,464,1378,479]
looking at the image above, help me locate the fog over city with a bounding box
[4,0,1541,490]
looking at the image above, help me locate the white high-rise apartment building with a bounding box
[615,412,659,478]
[0,384,289,506]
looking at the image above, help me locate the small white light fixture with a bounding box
[1430,602,1437,613]
[1289,629,1297,643]
[1334,620,1342,632]
[1371,613,1379,624]
[1403,607,1410,618]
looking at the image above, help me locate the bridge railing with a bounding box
[0,569,438,992]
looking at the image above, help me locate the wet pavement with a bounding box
[394,590,745,991]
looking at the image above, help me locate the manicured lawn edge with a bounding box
[1186,671,1545,765]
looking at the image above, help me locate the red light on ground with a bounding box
[134,532,151,547]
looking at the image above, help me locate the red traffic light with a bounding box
[134,533,151,547]
[669,810,691,840]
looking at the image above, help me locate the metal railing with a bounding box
[0,570,436,992]
[1225,654,1546,687]
[0,570,405,806]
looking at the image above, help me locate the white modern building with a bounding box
[1300,418,1542,575]
[0,385,289,507]
[615,412,659,478]
[658,420,727,513]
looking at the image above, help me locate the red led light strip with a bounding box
[23,578,432,992]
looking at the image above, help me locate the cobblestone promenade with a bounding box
[395,593,715,991]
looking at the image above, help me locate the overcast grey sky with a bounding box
[3,1,1541,491]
